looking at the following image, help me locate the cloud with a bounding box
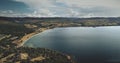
[28,9,56,17]
[14,0,56,8]
[0,10,30,17]
[57,0,120,8]
[0,10,20,17]
[15,0,120,8]
[8,0,120,17]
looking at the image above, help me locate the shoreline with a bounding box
[17,25,120,47]
[17,28,50,47]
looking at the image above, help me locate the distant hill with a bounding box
[0,16,120,22]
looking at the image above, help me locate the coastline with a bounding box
[17,28,50,47]
[16,26,120,47]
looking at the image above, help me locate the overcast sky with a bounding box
[0,0,120,17]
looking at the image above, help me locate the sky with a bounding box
[0,0,120,17]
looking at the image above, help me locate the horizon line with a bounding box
[0,16,120,18]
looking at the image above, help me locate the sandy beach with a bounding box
[17,28,49,47]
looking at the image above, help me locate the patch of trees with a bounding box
[0,24,34,36]
[0,47,74,63]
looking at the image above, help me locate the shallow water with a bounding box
[24,26,120,63]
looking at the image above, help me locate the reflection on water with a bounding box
[24,26,120,63]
